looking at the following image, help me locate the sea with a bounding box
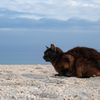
[0,52,50,65]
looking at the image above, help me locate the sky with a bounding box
[0,0,100,21]
[0,0,100,53]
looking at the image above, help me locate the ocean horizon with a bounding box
[0,52,50,65]
[0,49,100,65]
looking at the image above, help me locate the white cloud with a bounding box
[0,0,100,21]
[82,4,89,6]
[15,14,42,20]
[0,28,12,30]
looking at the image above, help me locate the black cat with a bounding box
[43,44,100,78]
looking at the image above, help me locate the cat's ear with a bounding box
[46,46,49,49]
[51,44,56,50]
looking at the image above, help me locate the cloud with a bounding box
[0,8,46,20]
[0,8,100,32]
[0,0,100,21]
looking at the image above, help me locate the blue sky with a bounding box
[0,0,100,53]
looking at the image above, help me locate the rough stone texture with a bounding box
[0,65,100,100]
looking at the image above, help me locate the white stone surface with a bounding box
[0,65,100,100]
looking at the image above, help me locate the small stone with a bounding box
[98,90,100,94]
[6,78,10,80]
[21,91,24,93]
[74,95,78,98]
[31,98,34,100]
[12,96,15,98]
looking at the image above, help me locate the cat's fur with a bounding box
[43,44,100,78]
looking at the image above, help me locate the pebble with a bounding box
[0,65,100,100]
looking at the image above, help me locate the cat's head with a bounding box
[43,44,63,62]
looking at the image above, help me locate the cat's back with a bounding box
[66,47,100,60]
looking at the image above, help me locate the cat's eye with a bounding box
[47,53,49,55]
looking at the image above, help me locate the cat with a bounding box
[43,44,100,78]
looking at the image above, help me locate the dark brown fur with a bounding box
[43,44,100,78]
